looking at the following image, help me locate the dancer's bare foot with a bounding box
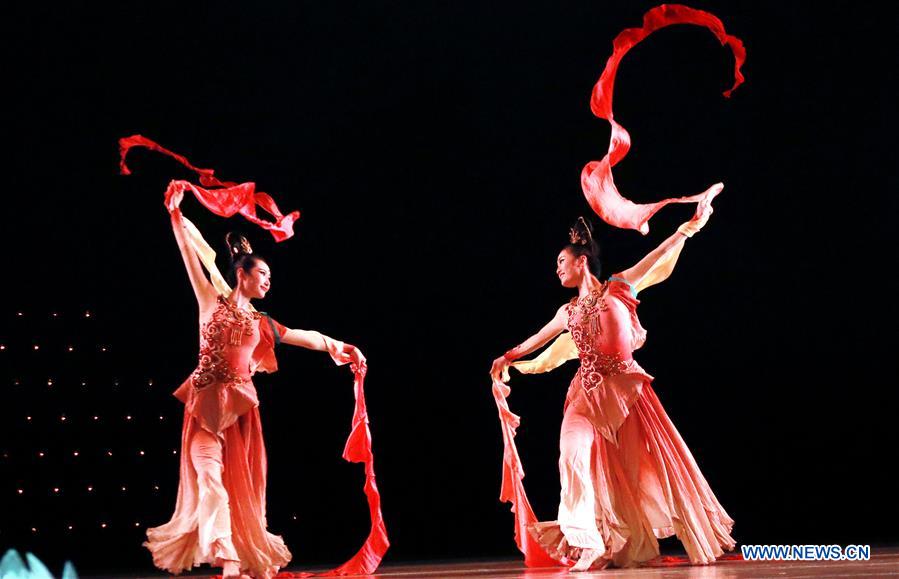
[222,560,242,579]
[570,547,604,572]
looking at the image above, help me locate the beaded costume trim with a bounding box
[567,284,633,392]
[191,296,261,391]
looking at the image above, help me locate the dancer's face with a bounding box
[556,249,584,288]
[238,261,271,299]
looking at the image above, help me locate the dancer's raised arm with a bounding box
[617,183,722,289]
[168,188,218,310]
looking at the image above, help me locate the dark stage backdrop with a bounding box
[3,0,897,574]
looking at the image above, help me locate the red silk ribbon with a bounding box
[119,135,300,241]
[283,366,390,577]
[303,367,390,577]
[493,381,561,568]
[582,4,746,234]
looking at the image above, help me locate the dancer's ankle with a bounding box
[570,547,604,572]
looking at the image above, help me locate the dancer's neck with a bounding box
[227,290,253,311]
[577,273,602,298]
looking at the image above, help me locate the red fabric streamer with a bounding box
[287,368,390,577]
[582,4,746,234]
[280,367,389,578]
[119,135,300,241]
[493,381,561,568]
[331,370,390,575]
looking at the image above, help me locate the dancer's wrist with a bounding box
[677,219,701,238]
[503,348,521,362]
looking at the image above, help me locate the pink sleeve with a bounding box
[251,315,284,374]
[608,276,648,351]
[263,315,288,345]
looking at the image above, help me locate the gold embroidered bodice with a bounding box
[566,283,634,392]
[191,296,263,391]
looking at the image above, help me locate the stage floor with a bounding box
[367,552,899,578]
[85,548,899,578]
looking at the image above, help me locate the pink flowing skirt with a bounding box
[531,376,735,567]
[144,405,291,578]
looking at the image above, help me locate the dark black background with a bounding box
[3,0,897,574]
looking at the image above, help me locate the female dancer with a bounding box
[145,189,365,579]
[491,185,735,571]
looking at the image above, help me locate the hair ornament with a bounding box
[226,233,254,258]
[568,216,593,246]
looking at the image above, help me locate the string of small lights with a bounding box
[0,308,181,546]
[1,307,323,569]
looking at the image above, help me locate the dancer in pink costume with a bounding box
[491,4,744,571]
[491,186,735,571]
[145,187,366,579]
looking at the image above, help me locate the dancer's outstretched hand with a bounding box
[347,345,367,374]
[165,181,186,213]
[490,355,511,384]
[679,182,723,237]
[694,182,722,222]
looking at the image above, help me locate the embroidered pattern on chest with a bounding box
[191,298,261,391]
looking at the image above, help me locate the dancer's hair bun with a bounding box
[225,232,253,261]
[568,216,594,246]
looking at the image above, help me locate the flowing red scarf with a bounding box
[119,135,300,241]
[581,4,746,234]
